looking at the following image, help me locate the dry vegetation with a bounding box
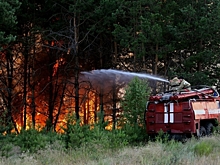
[1,135,220,165]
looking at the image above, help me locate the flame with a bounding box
[0,41,124,134]
[11,82,120,133]
[79,90,99,125]
[53,58,65,76]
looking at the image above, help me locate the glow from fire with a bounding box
[1,42,126,134]
[79,90,98,125]
[13,90,102,133]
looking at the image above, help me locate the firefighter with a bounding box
[169,76,181,91]
[177,76,191,92]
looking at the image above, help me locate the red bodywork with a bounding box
[145,87,220,137]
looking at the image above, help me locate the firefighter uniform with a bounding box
[177,78,191,92]
[169,77,180,91]
[170,76,191,92]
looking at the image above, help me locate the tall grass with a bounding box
[1,135,220,165]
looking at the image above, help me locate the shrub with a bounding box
[63,117,128,150]
[14,129,60,153]
[155,130,170,143]
[193,141,213,156]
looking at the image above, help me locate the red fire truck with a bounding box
[145,86,220,139]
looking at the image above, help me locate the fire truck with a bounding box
[145,85,220,139]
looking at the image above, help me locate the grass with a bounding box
[1,135,220,165]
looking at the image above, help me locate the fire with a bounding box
[53,58,65,76]
[0,40,124,134]
[4,81,121,133]
[80,90,98,125]
[12,82,103,133]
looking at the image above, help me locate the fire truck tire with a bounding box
[205,123,214,136]
[199,126,207,137]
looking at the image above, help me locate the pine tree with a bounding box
[0,0,21,49]
[121,77,150,143]
[172,0,220,86]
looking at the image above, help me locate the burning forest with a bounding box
[0,41,167,134]
[0,0,173,134]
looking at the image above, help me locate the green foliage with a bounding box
[0,0,21,48]
[169,70,217,87]
[155,130,170,143]
[0,130,63,157]
[171,0,220,85]
[0,143,13,158]
[121,77,150,125]
[64,120,90,148]
[0,133,16,157]
[193,141,213,156]
[112,0,178,60]
[63,111,128,150]
[112,0,150,58]
[0,112,13,135]
[64,122,128,149]
[122,124,147,144]
[121,77,150,143]
[13,129,61,153]
[4,131,220,163]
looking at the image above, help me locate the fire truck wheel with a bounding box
[206,123,214,136]
[199,126,207,137]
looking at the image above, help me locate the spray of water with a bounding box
[81,69,169,83]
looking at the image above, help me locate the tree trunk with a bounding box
[99,87,104,123]
[112,81,116,130]
[29,53,36,128]
[154,43,158,75]
[113,41,117,66]
[23,38,28,130]
[94,93,97,122]
[6,51,13,133]
[47,49,56,131]
[75,55,80,120]
[74,12,80,120]
[54,82,67,131]
[99,37,103,68]
[198,40,203,71]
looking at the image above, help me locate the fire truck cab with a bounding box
[145,86,220,139]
